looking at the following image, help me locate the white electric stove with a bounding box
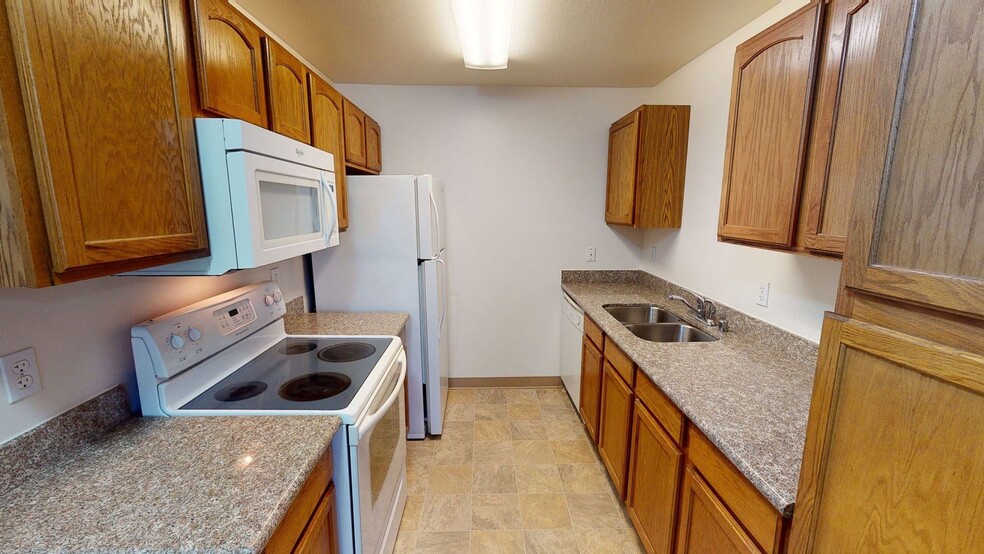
[131,281,407,554]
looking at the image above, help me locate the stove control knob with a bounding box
[264,294,275,306]
[273,292,283,303]
[168,334,186,350]
[187,327,203,342]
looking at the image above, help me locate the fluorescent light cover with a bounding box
[451,0,513,70]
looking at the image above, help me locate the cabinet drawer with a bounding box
[634,370,685,444]
[584,315,604,349]
[687,427,782,553]
[604,340,634,386]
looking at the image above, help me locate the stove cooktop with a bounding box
[181,336,394,411]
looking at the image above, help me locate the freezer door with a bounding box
[419,257,449,435]
[416,175,446,259]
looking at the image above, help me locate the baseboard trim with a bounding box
[448,377,564,389]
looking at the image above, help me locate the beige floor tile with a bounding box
[508,403,542,421]
[415,531,471,553]
[574,528,645,554]
[520,494,572,529]
[393,530,416,554]
[551,440,596,464]
[476,389,510,404]
[557,464,612,493]
[524,529,581,554]
[470,530,525,554]
[448,389,477,405]
[474,421,512,441]
[471,494,522,530]
[427,465,473,494]
[446,404,477,422]
[419,494,472,532]
[400,494,425,532]
[514,464,563,494]
[473,440,514,465]
[510,421,547,440]
[433,441,474,465]
[407,440,436,468]
[441,421,476,441]
[474,404,507,421]
[505,389,538,404]
[511,440,556,465]
[566,493,629,529]
[544,421,587,441]
[472,464,517,494]
[536,388,571,405]
[540,404,580,423]
[406,464,430,495]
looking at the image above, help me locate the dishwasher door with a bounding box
[560,293,584,406]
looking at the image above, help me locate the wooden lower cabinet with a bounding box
[626,399,683,554]
[293,484,339,554]
[598,361,634,499]
[677,467,761,554]
[578,335,603,443]
[264,448,338,553]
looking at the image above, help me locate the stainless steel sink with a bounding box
[625,323,718,343]
[604,304,681,324]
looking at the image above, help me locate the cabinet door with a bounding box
[790,316,984,552]
[677,467,760,554]
[263,38,310,143]
[605,110,640,225]
[598,361,634,499]
[342,98,367,167]
[308,75,348,230]
[800,0,911,255]
[293,483,339,554]
[626,399,683,554]
[840,0,984,320]
[578,335,603,443]
[718,2,822,247]
[7,0,208,275]
[189,0,267,126]
[365,115,381,173]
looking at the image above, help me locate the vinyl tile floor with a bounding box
[395,388,645,554]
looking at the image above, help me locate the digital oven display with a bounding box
[213,300,255,335]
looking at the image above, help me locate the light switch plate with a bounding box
[1,347,42,403]
[757,282,770,307]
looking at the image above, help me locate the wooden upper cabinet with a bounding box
[4,0,207,280]
[189,0,267,126]
[718,2,822,247]
[263,37,310,143]
[343,98,367,167]
[308,75,348,230]
[790,316,984,552]
[605,105,690,228]
[839,0,984,321]
[799,0,910,255]
[365,115,381,172]
[677,467,760,554]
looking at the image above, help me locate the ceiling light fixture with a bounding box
[451,0,514,70]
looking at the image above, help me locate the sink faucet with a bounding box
[668,288,728,331]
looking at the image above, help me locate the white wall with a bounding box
[642,0,841,342]
[334,85,652,378]
[0,259,306,444]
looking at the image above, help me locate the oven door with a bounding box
[353,350,407,554]
[227,151,338,268]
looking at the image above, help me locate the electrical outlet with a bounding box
[757,282,770,307]
[1,347,42,403]
[270,267,280,283]
[650,246,658,263]
[586,247,597,263]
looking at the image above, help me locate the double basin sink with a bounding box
[603,304,717,343]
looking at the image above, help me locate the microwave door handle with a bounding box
[357,350,407,435]
[322,172,338,237]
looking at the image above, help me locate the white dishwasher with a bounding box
[560,292,584,407]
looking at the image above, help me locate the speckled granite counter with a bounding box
[284,308,409,337]
[0,387,342,554]
[562,270,819,516]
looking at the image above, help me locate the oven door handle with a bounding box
[357,349,407,436]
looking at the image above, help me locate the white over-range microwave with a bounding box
[129,118,339,276]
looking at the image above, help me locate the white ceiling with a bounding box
[235,0,778,87]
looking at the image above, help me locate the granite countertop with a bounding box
[0,388,342,554]
[284,310,410,337]
[562,271,818,516]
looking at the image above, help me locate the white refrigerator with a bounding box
[311,175,449,438]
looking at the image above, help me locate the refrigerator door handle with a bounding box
[435,257,447,330]
[430,190,442,257]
